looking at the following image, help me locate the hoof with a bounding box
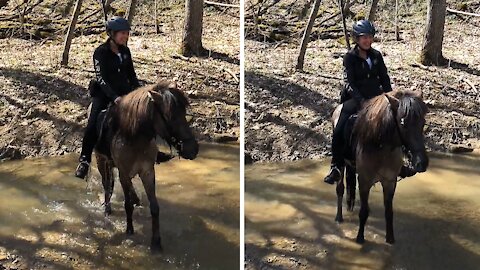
[126,227,134,235]
[131,195,140,206]
[324,179,335,185]
[347,201,355,212]
[356,236,365,244]
[105,205,112,216]
[335,216,344,223]
[151,238,163,253]
[386,237,395,244]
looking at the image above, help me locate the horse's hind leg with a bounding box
[346,165,356,212]
[356,177,371,244]
[119,172,135,235]
[97,155,114,216]
[140,167,162,252]
[382,181,397,244]
[335,167,345,223]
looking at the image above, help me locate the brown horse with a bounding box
[332,90,428,244]
[94,80,199,251]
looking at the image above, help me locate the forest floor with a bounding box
[0,2,240,160]
[245,0,480,163]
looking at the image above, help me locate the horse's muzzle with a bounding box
[179,139,199,160]
[413,154,429,173]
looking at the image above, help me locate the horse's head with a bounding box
[387,90,429,172]
[148,81,199,160]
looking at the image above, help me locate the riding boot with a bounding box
[75,155,90,179]
[399,165,416,178]
[324,139,344,185]
[324,165,343,185]
[156,151,175,164]
[325,122,346,184]
[76,96,108,179]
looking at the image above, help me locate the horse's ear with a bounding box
[148,90,162,103]
[167,81,177,90]
[386,93,399,113]
[415,89,423,99]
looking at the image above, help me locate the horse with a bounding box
[93,80,199,251]
[332,90,428,244]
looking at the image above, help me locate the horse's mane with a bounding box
[396,90,428,126]
[114,80,189,139]
[354,90,427,146]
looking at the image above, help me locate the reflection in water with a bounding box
[0,143,239,270]
[245,152,480,270]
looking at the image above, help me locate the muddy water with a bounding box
[245,152,480,270]
[0,143,239,270]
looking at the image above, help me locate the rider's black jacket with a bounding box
[342,45,392,103]
[92,39,140,101]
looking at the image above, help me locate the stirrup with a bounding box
[75,161,90,180]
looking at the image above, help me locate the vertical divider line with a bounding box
[239,0,245,269]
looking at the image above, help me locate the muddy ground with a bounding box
[245,153,480,270]
[245,0,480,163]
[0,2,240,161]
[0,143,240,270]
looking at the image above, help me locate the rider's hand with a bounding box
[114,97,122,105]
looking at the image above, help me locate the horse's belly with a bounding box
[356,147,403,181]
[111,136,157,178]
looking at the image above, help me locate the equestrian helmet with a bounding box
[106,16,131,34]
[352,20,376,37]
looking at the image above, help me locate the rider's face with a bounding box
[113,30,130,46]
[357,34,373,50]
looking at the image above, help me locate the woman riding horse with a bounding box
[324,19,415,184]
[75,16,169,179]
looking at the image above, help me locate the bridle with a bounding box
[385,95,408,149]
[148,93,196,154]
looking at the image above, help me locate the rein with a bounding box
[384,95,413,182]
[384,95,408,149]
[147,92,195,155]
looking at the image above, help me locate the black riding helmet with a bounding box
[105,16,131,36]
[352,20,376,37]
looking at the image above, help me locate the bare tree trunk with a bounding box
[368,0,380,21]
[181,0,205,56]
[61,0,83,66]
[343,0,353,18]
[299,0,314,19]
[105,0,113,12]
[154,0,159,34]
[296,0,322,71]
[395,0,400,40]
[99,0,114,22]
[0,0,10,10]
[62,0,75,17]
[339,0,350,50]
[420,0,447,66]
[126,0,137,24]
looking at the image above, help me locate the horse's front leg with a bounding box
[119,172,135,235]
[140,166,162,252]
[346,165,356,212]
[335,167,345,223]
[356,177,371,244]
[382,180,397,244]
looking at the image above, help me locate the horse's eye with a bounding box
[186,114,193,123]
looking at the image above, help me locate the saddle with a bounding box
[343,114,358,165]
[94,105,114,159]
